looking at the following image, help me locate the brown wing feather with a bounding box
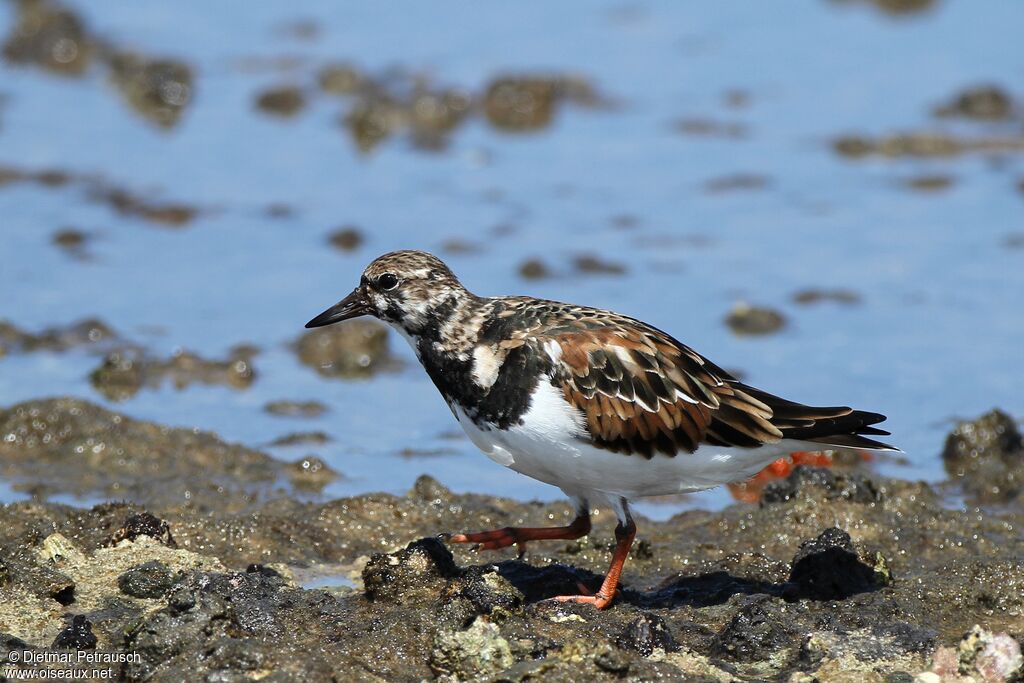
[535,320,893,458]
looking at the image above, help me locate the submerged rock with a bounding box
[253,85,306,117]
[0,318,119,355]
[294,319,395,378]
[2,0,94,75]
[89,347,255,401]
[107,52,194,129]
[725,302,787,336]
[934,85,1016,121]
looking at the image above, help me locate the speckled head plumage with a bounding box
[305,249,471,335]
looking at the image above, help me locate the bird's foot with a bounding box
[546,586,615,610]
[447,527,529,555]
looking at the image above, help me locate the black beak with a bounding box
[305,288,371,328]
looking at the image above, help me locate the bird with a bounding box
[306,250,896,608]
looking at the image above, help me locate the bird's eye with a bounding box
[376,273,400,291]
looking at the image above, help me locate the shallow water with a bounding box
[1,1,1022,519]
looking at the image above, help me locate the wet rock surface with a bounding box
[0,398,301,509]
[0,399,1022,681]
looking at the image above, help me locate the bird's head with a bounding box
[305,250,468,337]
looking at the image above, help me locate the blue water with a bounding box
[2,1,1022,519]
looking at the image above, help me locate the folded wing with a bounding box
[537,324,893,458]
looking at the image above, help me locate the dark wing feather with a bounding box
[531,318,894,458]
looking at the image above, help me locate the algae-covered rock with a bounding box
[430,617,514,681]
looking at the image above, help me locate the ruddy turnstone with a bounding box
[307,250,895,608]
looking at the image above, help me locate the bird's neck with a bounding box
[396,289,491,356]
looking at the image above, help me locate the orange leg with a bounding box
[447,512,591,557]
[549,516,636,609]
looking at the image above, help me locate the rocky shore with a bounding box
[0,398,1021,681]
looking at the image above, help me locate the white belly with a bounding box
[452,381,800,505]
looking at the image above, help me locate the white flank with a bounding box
[452,379,811,512]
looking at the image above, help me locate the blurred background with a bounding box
[1,0,1022,518]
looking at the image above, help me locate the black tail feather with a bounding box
[738,384,897,451]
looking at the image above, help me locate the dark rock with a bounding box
[52,615,97,650]
[118,560,175,599]
[761,465,882,505]
[942,409,1023,503]
[0,633,31,658]
[363,537,459,602]
[2,2,93,75]
[89,347,254,401]
[0,318,119,354]
[88,185,198,226]
[905,174,955,192]
[408,474,456,505]
[886,672,915,683]
[254,86,306,117]
[935,85,1014,121]
[483,74,603,132]
[288,455,337,490]
[675,118,748,139]
[573,255,627,275]
[438,564,523,627]
[792,288,862,306]
[267,430,331,447]
[328,226,364,251]
[51,227,88,248]
[318,63,362,94]
[788,528,889,600]
[593,646,631,673]
[107,52,193,129]
[245,564,281,578]
[263,400,327,418]
[711,595,796,663]
[840,0,937,16]
[518,258,553,280]
[704,173,770,194]
[343,96,402,152]
[108,512,176,547]
[832,132,1024,159]
[484,77,558,130]
[616,613,679,656]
